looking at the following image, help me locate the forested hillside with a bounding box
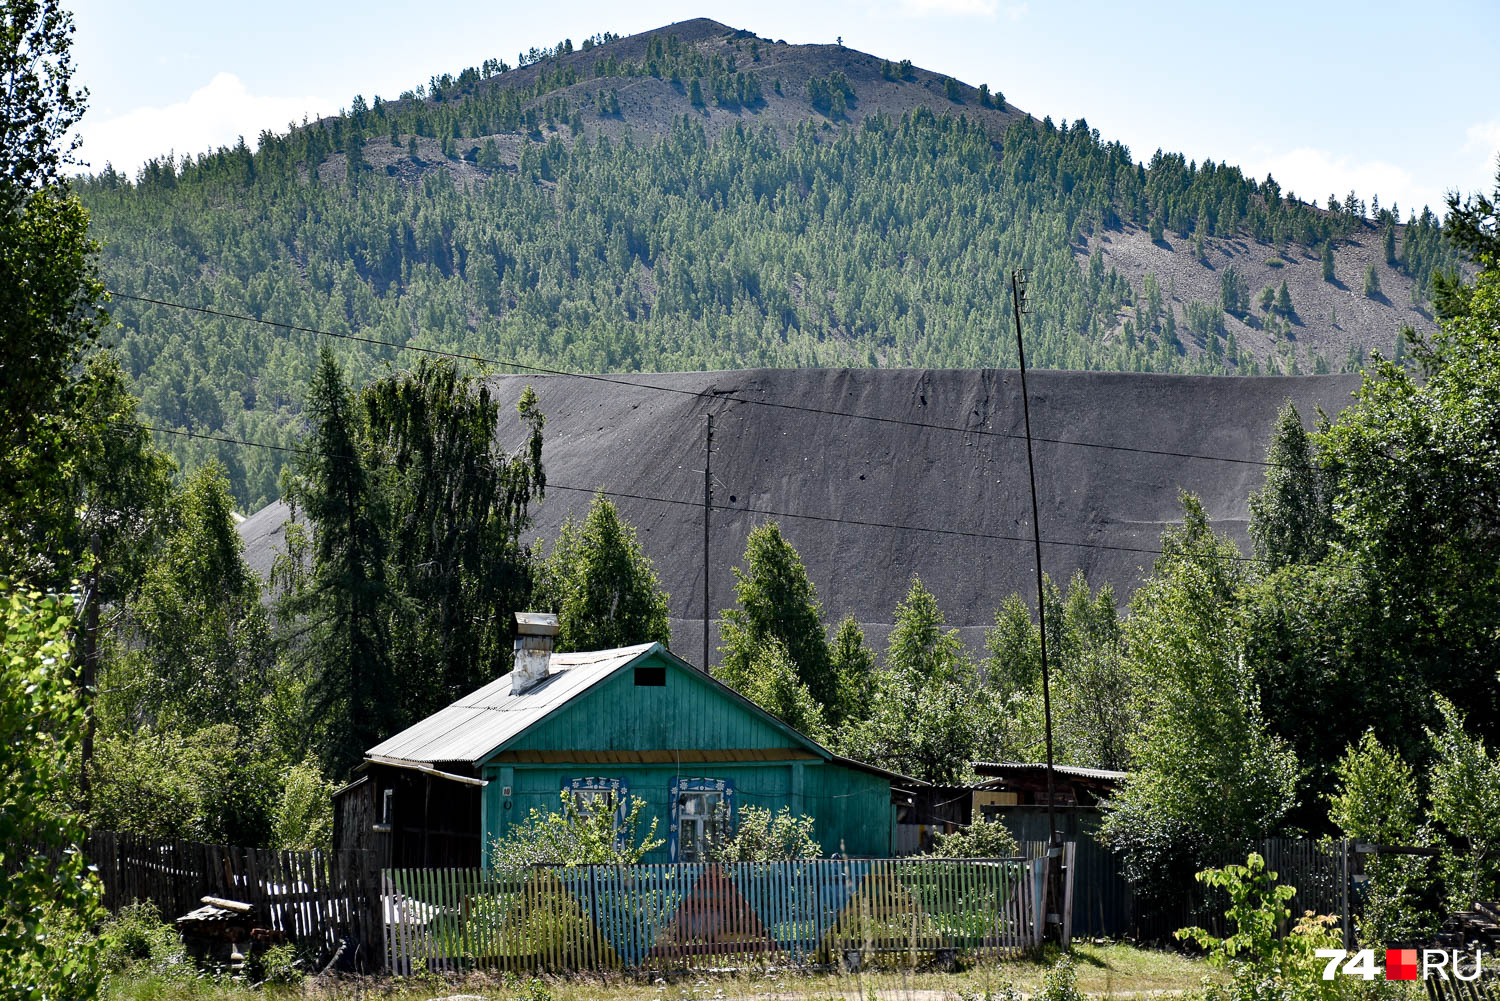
[76,18,1463,508]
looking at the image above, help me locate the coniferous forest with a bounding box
[75,20,1463,508]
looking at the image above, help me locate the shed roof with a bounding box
[972,761,1129,783]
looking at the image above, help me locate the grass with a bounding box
[105,943,1221,1001]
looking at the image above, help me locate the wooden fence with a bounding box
[82,831,383,966]
[382,856,1048,975]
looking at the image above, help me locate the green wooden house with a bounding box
[333,616,921,868]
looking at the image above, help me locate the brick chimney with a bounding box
[510,612,560,695]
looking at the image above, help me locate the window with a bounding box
[670,778,735,862]
[564,777,628,826]
[634,665,665,686]
[373,788,394,832]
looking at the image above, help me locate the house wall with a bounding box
[477,652,893,865]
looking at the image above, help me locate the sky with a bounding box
[69,0,1498,216]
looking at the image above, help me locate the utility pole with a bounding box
[1011,270,1059,849]
[703,412,713,673]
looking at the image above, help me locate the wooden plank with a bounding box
[1061,841,1076,947]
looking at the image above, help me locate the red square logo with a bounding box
[1386,949,1419,981]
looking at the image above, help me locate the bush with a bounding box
[271,758,336,850]
[249,942,303,986]
[926,815,1020,858]
[96,902,188,975]
[489,790,663,872]
[708,804,819,861]
[1036,955,1085,1001]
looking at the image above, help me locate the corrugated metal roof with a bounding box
[365,643,655,764]
[972,761,1129,782]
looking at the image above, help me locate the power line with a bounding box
[125,421,1274,566]
[107,290,1288,470]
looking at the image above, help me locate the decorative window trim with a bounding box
[564,776,629,828]
[668,777,735,862]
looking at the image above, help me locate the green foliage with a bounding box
[1329,730,1418,845]
[250,942,303,986]
[89,722,280,844]
[489,790,663,871]
[1034,955,1085,1001]
[0,587,104,1000]
[1443,164,1499,271]
[1177,854,1294,969]
[281,350,396,777]
[1328,732,1437,945]
[944,77,962,102]
[926,815,1020,858]
[1362,264,1380,298]
[271,759,336,850]
[1178,855,1386,1001]
[707,805,820,861]
[718,522,838,713]
[807,71,854,116]
[1101,496,1298,900]
[123,462,271,730]
[837,575,997,783]
[728,637,827,739]
[1322,241,1335,281]
[539,490,670,653]
[1426,696,1500,909]
[984,572,1133,770]
[1220,265,1248,316]
[886,574,965,680]
[1310,268,1500,750]
[828,614,877,729]
[362,360,546,716]
[1247,402,1332,568]
[72,75,1408,506]
[95,902,186,976]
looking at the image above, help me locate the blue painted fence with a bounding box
[383,857,1045,975]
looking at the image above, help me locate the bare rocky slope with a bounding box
[239,368,1361,664]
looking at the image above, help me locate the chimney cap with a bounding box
[515,611,560,637]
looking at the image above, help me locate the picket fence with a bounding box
[382,856,1048,975]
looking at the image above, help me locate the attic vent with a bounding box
[634,666,666,687]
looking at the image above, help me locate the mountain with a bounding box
[77,18,1461,509]
[238,367,1362,662]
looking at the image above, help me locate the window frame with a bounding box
[669,777,735,862]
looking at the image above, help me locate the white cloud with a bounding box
[1462,119,1500,195]
[897,0,999,16]
[74,73,332,176]
[1004,2,1028,20]
[1238,147,1445,217]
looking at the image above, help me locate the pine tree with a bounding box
[1384,224,1398,266]
[284,350,396,777]
[1277,279,1292,317]
[829,615,877,727]
[885,574,965,682]
[540,491,671,653]
[689,78,705,107]
[1322,241,1336,282]
[1248,402,1332,567]
[1363,263,1382,298]
[717,523,837,711]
